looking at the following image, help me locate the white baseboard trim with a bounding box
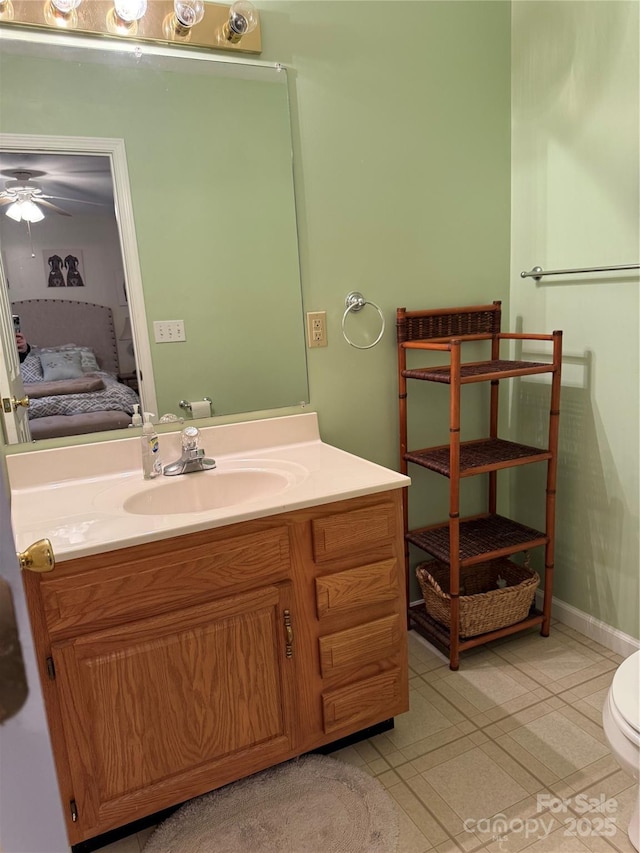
[535,591,640,658]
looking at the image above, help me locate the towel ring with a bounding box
[342,291,385,349]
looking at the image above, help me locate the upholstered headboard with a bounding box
[12,299,120,376]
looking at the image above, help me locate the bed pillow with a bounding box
[20,351,44,383]
[39,350,84,381]
[34,344,101,374]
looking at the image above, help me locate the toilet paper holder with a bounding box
[179,397,212,415]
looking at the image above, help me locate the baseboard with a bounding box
[410,594,640,659]
[535,591,640,658]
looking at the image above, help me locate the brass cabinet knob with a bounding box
[17,539,55,573]
[12,395,30,410]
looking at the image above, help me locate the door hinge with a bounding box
[46,656,56,680]
[70,800,78,822]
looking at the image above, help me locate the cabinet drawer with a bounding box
[322,669,404,735]
[318,614,401,679]
[315,559,399,619]
[41,526,291,637]
[311,502,397,563]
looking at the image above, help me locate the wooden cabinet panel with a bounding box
[24,491,408,845]
[52,584,296,836]
[315,559,398,619]
[311,501,396,562]
[318,614,402,679]
[322,670,405,735]
[41,526,290,637]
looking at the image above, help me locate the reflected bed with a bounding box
[13,298,138,440]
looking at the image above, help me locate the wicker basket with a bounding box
[416,558,539,638]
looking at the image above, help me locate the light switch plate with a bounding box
[153,320,186,343]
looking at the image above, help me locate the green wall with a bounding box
[510,0,640,638]
[259,1,512,597]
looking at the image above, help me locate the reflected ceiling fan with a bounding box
[0,169,103,222]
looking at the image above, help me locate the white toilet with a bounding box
[603,649,640,851]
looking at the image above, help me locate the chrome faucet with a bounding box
[163,426,216,476]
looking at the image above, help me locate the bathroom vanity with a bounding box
[8,414,410,846]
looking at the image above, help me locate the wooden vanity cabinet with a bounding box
[22,490,408,845]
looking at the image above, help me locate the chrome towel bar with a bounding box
[521,264,640,281]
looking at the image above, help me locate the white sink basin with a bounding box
[122,463,302,516]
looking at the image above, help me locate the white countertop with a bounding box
[7,413,410,561]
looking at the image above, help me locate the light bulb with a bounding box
[225,0,257,41]
[113,0,146,22]
[50,0,82,12]
[173,0,204,28]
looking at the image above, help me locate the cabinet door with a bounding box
[52,584,297,838]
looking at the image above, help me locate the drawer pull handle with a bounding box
[284,609,294,658]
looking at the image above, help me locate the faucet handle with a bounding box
[181,425,200,450]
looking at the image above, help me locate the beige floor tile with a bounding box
[388,779,450,847]
[563,755,622,792]
[396,805,436,852]
[508,710,611,779]
[390,688,462,749]
[557,704,610,745]
[400,725,471,762]
[411,735,478,773]
[421,746,531,831]
[437,658,536,713]
[486,824,596,852]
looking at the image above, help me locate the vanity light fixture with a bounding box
[45,0,83,27]
[223,0,257,43]
[107,0,146,34]
[2,0,262,54]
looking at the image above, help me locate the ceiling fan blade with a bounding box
[43,194,107,207]
[0,196,16,206]
[37,199,72,216]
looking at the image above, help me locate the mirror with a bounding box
[0,33,308,446]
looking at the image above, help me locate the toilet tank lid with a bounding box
[612,649,640,732]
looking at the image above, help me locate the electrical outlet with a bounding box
[153,320,186,343]
[306,311,327,348]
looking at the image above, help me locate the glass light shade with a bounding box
[113,0,146,23]
[50,0,82,12]
[5,200,45,223]
[173,0,204,28]
[228,0,257,37]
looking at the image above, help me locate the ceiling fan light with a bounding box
[5,201,22,222]
[5,199,45,223]
[20,200,45,222]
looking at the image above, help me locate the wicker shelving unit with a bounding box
[397,301,562,670]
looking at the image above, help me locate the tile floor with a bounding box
[98,623,638,853]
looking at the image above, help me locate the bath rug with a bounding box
[143,753,399,852]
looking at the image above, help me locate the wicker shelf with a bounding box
[408,601,545,656]
[397,301,563,670]
[406,514,548,566]
[405,438,552,478]
[402,358,554,384]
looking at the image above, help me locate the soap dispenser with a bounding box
[141,413,162,479]
[130,404,142,427]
